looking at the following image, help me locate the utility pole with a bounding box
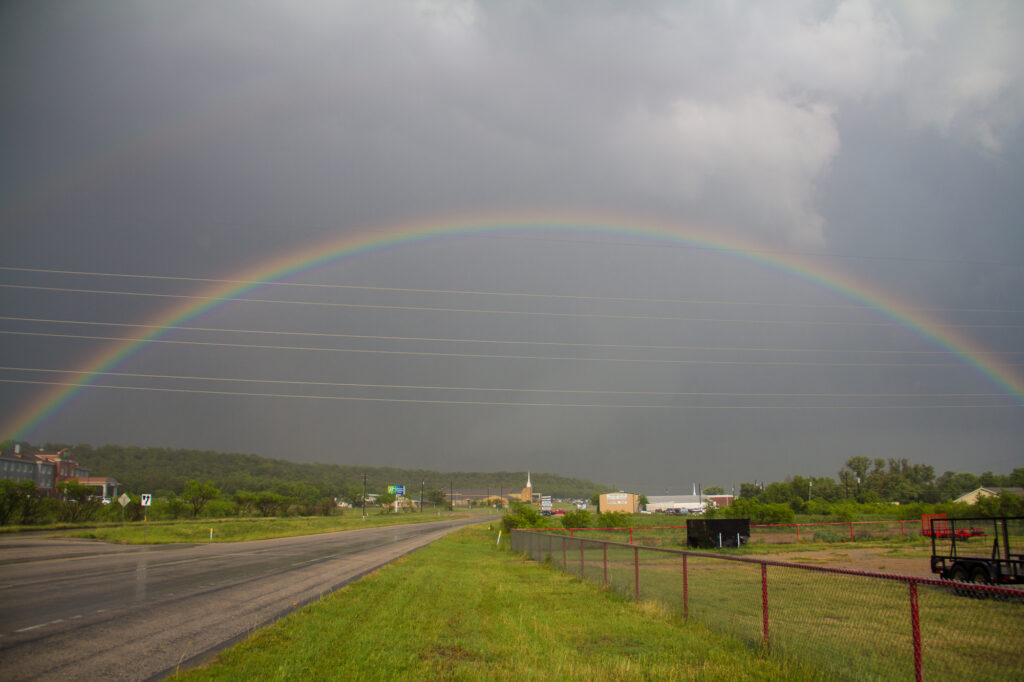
[362,473,366,520]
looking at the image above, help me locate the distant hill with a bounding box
[49,443,607,499]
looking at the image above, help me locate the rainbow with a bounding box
[3,213,1022,441]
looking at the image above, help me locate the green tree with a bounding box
[182,479,220,518]
[56,481,102,522]
[0,479,35,525]
[702,486,726,495]
[422,488,448,509]
[232,490,256,515]
[376,490,396,513]
[739,482,761,499]
[254,491,285,517]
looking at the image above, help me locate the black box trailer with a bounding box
[687,518,750,549]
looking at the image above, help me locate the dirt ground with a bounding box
[745,546,935,578]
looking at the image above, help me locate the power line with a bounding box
[1,366,1006,398]
[3,265,1022,314]
[3,284,1023,329]
[0,379,1017,410]
[3,330,1013,367]
[6,315,1017,356]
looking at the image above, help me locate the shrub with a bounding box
[501,503,548,533]
[561,509,591,529]
[203,499,238,518]
[812,528,842,543]
[596,511,630,528]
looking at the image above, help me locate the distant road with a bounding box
[0,515,496,680]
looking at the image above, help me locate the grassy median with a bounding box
[47,510,487,544]
[172,525,819,681]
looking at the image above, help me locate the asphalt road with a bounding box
[0,515,496,680]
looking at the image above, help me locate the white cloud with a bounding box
[617,93,839,245]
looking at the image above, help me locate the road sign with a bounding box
[140,493,152,507]
[118,493,131,507]
[388,485,405,496]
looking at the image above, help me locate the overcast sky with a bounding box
[2,1,1022,492]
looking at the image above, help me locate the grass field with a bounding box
[528,532,1024,681]
[44,510,490,544]
[170,525,820,681]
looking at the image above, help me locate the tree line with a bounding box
[38,442,603,499]
[737,457,1023,507]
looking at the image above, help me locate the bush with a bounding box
[561,509,591,529]
[203,499,238,518]
[501,503,548,533]
[720,498,795,524]
[812,528,842,543]
[595,511,630,528]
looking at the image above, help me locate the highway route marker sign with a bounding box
[141,494,152,507]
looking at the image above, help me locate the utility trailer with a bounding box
[930,516,1024,585]
[921,512,984,540]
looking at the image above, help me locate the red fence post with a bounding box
[634,546,640,601]
[909,581,923,682]
[901,520,906,538]
[682,554,689,620]
[850,521,855,541]
[761,562,770,650]
[603,543,608,585]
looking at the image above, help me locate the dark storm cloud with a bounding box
[2,1,1022,490]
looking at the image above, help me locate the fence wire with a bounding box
[511,529,1024,681]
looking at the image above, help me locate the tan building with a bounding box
[953,487,1024,505]
[599,491,639,514]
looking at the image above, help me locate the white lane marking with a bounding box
[15,618,64,633]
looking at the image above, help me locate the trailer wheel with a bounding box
[950,564,970,582]
[970,566,992,584]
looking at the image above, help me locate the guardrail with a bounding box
[511,529,1022,681]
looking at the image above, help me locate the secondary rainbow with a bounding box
[4,213,1022,441]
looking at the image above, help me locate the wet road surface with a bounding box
[0,516,494,680]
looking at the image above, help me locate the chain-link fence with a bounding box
[511,529,1024,681]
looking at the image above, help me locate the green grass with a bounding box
[171,525,820,681]
[534,534,1023,681]
[48,510,490,544]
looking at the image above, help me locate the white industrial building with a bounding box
[645,493,734,514]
